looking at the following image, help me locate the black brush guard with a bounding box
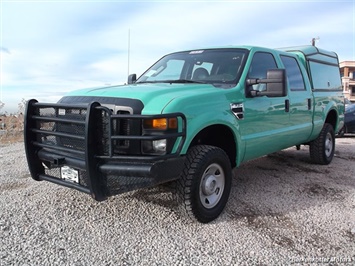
[24,99,186,201]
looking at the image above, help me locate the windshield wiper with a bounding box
[135,80,165,84]
[136,79,205,84]
[164,79,205,84]
[135,79,205,84]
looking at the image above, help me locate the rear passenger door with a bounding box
[280,55,313,143]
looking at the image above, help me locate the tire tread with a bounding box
[310,123,335,165]
[176,145,231,223]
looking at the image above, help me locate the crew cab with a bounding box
[24,45,344,223]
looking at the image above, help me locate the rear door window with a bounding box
[280,55,306,91]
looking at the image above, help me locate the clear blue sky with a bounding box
[1,0,354,113]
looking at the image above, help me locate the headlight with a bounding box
[153,139,167,152]
[142,139,167,154]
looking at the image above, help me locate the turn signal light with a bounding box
[144,117,178,130]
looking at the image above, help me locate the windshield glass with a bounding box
[136,49,247,87]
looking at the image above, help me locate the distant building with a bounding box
[339,61,355,103]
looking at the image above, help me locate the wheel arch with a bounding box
[187,124,238,168]
[325,108,338,131]
[322,95,344,133]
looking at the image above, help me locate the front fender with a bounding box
[181,110,245,167]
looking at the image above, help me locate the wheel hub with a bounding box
[199,163,225,209]
[202,175,217,196]
[325,132,333,157]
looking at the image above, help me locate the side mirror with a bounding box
[247,69,286,97]
[127,74,137,84]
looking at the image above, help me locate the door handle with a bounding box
[308,98,312,110]
[285,99,290,112]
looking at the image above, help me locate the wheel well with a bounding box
[189,125,237,167]
[325,109,337,130]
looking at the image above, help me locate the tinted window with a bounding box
[281,55,305,91]
[248,52,277,79]
[309,61,342,90]
[248,52,277,91]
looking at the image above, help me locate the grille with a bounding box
[33,106,88,158]
[31,104,134,157]
[56,108,86,152]
[112,110,131,153]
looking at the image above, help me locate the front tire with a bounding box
[310,123,335,165]
[176,145,232,223]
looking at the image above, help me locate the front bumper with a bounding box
[24,100,186,201]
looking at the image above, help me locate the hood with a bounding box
[66,82,218,113]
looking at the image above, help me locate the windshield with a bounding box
[136,49,247,87]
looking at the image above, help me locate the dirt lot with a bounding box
[0,136,354,265]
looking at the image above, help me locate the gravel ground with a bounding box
[1,137,354,265]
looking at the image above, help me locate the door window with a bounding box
[248,52,277,92]
[281,55,305,91]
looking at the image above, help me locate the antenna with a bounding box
[127,29,131,77]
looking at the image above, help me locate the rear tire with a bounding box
[176,145,232,223]
[310,123,335,165]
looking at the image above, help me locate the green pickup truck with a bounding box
[24,45,344,223]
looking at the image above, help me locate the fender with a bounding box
[311,92,344,140]
[180,109,245,167]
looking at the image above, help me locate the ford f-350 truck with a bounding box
[24,45,344,223]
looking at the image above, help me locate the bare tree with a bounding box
[18,98,26,114]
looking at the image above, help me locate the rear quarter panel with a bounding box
[310,91,344,139]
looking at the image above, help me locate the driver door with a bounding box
[240,51,290,162]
